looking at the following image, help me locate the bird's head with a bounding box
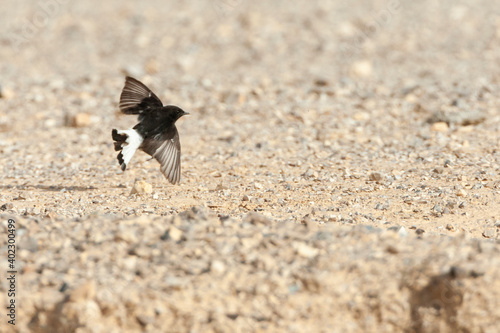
[166,105,190,121]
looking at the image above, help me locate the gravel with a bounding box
[1,0,500,332]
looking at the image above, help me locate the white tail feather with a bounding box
[117,129,143,167]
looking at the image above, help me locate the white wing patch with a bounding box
[117,129,143,167]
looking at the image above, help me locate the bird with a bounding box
[112,76,189,184]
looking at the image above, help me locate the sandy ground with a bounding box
[1,0,500,332]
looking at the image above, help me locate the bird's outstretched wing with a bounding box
[141,126,181,185]
[119,76,163,114]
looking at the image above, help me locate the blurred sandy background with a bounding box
[1,0,500,332]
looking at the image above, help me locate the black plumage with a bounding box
[112,77,189,184]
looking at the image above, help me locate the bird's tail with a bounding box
[111,129,143,171]
[112,129,127,152]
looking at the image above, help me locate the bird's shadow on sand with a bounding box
[0,184,97,192]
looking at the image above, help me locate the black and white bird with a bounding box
[112,76,189,184]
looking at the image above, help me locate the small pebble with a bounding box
[433,205,442,213]
[131,180,153,195]
[164,226,183,242]
[446,201,456,209]
[431,122,449,132]
[482,229,496,239]
[350,60,373,78]
[0,86,15,100]
[369,172,383,182]
[1,203,13,211]
[293,242,319,258]
[66,113,92,128]
[210,260,226,275]
[397,227,408,238]
[433,167,444,174]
